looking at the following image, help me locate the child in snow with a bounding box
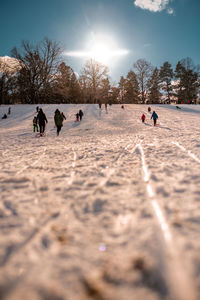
[8,107,11,115]
[75,113,79,122]
[33,116,39,132]
[78,110,84,121]
[151,111,158,126]
[141,114,146,123]
[121,105,124,109]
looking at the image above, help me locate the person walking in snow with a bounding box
[148,107,151,113]
[54,109,64,136]
[75,113,79,122]
[8,107,11,115]
[37,108,48,136]
[151,111,158,126]
[141,114,146,123]
[33,116,39,132]
[78,110,84,121]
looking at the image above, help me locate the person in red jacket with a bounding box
[141,114,146,123]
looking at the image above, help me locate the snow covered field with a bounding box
[0,104,200,300]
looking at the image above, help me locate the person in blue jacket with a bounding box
[151,111,158,126]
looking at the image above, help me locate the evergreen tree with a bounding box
[53,62,73,103]
[147,67,161,104]
[174,58,199,104]
[124,70,139,103]
[118,76,126,103]
[159,61,173,103]
[100,77,111,103]
[69,72,81,103]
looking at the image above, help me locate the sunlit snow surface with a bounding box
[0,104,200,300]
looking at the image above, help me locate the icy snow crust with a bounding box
[0,104,200,300]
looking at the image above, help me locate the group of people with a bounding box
[75,110,84,122]
[33,107,68,136]
[33,108,48,136]
[33,107,84,136]
[141,107,159,126]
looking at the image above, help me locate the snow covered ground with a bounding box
[0,104,200,300]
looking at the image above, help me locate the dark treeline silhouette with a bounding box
[0,38,199,105]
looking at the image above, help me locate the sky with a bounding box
[0,0,200,83]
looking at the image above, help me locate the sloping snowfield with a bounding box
[0,104,200,300]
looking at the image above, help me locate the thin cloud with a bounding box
[167,7,174,14]
[64,49,129,58]
[134,0,171,13]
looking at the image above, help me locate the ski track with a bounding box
[0,104,200,300]
[137,142,197,300]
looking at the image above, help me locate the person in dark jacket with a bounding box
[37,108,48,135]
[79,110,84,121]
[2,114,7,119]
[54,109,64,136]
[151,111,158,126]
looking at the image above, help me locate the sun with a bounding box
[65,33,129,65]
[87,33,129,64]
[90,43,111,64]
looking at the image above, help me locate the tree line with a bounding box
[0,38,199,105]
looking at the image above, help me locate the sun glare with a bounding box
[65,33,129,65]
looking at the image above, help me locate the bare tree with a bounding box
[80,59,109,103]
[133,59,153,103]
[11,37,62,103]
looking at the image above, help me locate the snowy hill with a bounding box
[0,104,200,300]
[0,56,21,73]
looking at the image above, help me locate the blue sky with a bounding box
[0,0,199,82]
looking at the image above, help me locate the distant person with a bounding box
[98,102,102,109]
[75,113,79,122]
[148,107,151,113]
[33,116,39,132]
[37,108,48,136]
[79,110,84,121]
[36,106,39,113]
[121,105,124,109]
[8,107,11,115]
[54,109,64,136]
[2,114,7,119]
[141,114,146,123]
[151,111,158,126]
[105,103,108,110]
